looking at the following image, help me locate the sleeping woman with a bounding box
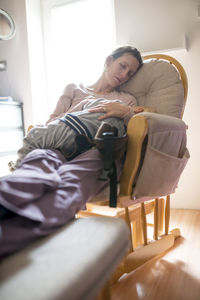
[0,46,143,258]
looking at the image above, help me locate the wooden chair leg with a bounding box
[165,195,170,235]
[132,219,144,248]
[131,221,137,249]
[125,207,134,252]
[153,198,159,240]
[141,202,148,245]
[158,198,165,235]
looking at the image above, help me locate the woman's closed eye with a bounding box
[120,63,127,70]
[120,63,134,78]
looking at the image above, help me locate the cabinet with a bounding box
[0,101,25,156]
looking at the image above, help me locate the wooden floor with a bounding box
[111,209,200,300]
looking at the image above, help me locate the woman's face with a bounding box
[105,53,140,88]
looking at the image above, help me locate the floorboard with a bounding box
[111,209,200,300]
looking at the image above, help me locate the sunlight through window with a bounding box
[46,0,116,111]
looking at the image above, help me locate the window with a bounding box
[42,0,116,113]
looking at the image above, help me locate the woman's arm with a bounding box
[67,98,89,113]
[88,101,144,126]
[87,92,144,125]
[46,83,75,124]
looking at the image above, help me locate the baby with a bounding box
[14,98,144,168]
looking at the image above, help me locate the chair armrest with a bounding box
[119,114,148,196]
[119,112,188,198]
[138,112,187,133]
[27,125,34,133]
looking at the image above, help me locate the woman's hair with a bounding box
[109,45,143,69]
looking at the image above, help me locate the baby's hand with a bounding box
[134,106,144,114]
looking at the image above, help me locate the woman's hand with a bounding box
[88,101,131,120]
[133,106,144,113]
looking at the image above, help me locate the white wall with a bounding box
[0,0,33,129]
[0,0,199,209]
[114,0,198,52]
[166,22,200,209]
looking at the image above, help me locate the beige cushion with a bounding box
[0,217,130,300]
[120,59,184,118]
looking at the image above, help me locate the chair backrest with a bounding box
[119,54,188,119]
[143,54,188,118]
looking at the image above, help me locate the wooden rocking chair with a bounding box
[77,54,189,279]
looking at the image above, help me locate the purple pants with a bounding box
[0,148,116,258]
